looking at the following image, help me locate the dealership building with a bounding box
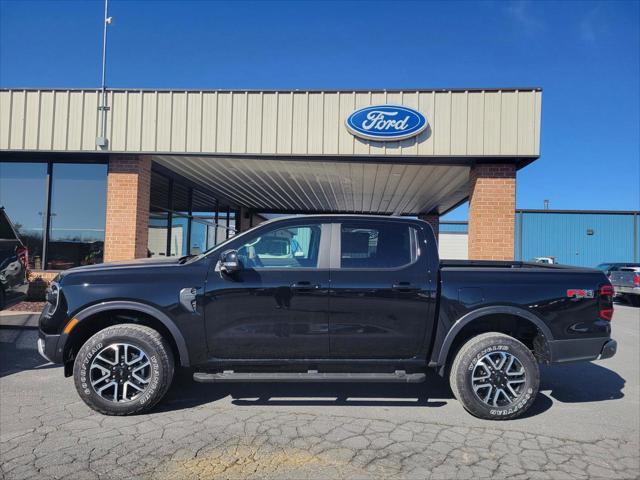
[1,87,544,285]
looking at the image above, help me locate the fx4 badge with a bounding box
[567,289,594,299]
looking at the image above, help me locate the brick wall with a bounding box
[103,155,151,262]
[418,213,439,240]
[468,164,516,260]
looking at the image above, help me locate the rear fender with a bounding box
[433,305,554,369]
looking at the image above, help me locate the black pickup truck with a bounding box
[38,215,617,420]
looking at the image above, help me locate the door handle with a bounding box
[290,281,319,292]
[392,282,418,292]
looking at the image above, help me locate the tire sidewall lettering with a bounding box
[456,336,539,420]
[489,387,533,416]
[139,355,160,405]
[468,344,509,371]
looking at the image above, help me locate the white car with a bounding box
[531,256,556,264]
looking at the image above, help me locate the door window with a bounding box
[237,224,321,269]
[340,222,418,269]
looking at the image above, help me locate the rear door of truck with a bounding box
[327,218,438,358]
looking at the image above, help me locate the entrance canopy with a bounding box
[154,155,470,215]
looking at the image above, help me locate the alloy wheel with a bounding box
[471,351,527,407]
[89,343,151,402]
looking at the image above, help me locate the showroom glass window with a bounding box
[0,161,107,270]
[0,163,48,269]
[46,164,107,269]
[148,171,238,258]
[148,172,171,257]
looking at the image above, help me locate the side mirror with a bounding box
[219,249,241,275]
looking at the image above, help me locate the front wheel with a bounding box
[73,324,174,415]
[449,332,539,420]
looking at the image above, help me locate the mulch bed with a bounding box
[5,301,46,313]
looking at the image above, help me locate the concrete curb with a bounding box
[0,312,39,328]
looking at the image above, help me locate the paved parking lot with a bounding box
[1,305,638,479]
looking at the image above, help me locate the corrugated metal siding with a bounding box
[0,88,542,157]
[516,212,639,267]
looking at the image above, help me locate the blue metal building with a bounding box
[515,210,639,267]
[439,210,639,267]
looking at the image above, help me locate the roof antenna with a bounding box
[96,0,112,149]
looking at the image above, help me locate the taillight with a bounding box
[599,308,614,321]
[599,285,615,296]
[15,246,28,269]
[599,283,614,321]
[634,273,640,287]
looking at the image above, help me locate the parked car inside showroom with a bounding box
[0,207,28,309]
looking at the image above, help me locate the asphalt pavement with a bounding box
[1,304,638,479]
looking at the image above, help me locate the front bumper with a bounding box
[549,337,617,363]
[37,331,62,364]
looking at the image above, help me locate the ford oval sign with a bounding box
[346,105,427,141]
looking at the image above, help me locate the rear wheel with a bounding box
[73,324,174,415]
[449,332,539,420]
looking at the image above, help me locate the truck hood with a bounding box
[57,257,181,279]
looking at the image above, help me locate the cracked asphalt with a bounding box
[1,305,638,479]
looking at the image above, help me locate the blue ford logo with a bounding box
[346,105,427,141]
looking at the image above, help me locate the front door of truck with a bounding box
[204,220,331,358]
[328,220,435,358]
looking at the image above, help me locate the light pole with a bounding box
[96,0,112,149]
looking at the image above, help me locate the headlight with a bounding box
[45,282,59,313]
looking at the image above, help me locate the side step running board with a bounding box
[193,370,426,383]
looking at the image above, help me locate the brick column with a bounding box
[468,164,516,260]
[418,213,439,239]
[103,155,151,262]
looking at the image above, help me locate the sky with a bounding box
[1,0,638,220]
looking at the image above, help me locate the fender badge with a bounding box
[567,289,594,299]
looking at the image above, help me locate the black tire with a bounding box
[73,324,174,416]
[449,332,539,420]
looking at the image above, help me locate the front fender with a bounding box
[72,301,190,367]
